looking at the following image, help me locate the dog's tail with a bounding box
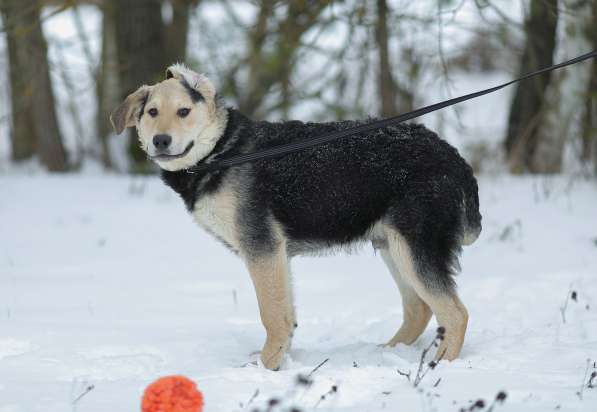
[462,174,482,246]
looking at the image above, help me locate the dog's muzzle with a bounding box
[150,141,195,161]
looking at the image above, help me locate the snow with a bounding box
[1,174,596,411]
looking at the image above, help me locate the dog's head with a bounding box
[110,64,227,171]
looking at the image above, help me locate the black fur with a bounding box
[137,92,149,121]
[161,108,481,293]
[181,79,204,103]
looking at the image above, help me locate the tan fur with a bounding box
[382,225,468,361]
[244,234,295,370]
[380,249,433,346]
[110,85,152,134]
[192,183,241,252]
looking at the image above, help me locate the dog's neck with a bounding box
[160,108,250,210]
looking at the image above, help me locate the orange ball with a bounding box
[141,375,204,412]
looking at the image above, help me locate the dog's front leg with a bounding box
[246,248,294,370]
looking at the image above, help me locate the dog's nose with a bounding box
[153,134,172,150]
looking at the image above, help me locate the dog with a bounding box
[110,64,482,370]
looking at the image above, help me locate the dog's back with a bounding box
[245,113,482,256]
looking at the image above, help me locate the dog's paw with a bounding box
[379,336,407,348]
[260,339,289,371]
[379,338,401,348]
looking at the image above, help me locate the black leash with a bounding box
[192,49,597,173]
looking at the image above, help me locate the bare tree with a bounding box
[2,3,34,161]
[504,0,558,174]
[96,1,119,169]
[375,0,398,117]
[532,0,595,173]
[234,0,333,119]
[0,0,68,171]
[582,0,597,173]
[164,0,196,66]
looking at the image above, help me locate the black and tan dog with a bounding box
[111,64,482,370]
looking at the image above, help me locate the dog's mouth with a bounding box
[150,141,195,161]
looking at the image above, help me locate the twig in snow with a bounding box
[313,385,337,408]
[458,391,507,412]
[396,327,445,387]
[588,371,597,389]
[413,327,446,387]
[72,384,95,405]
[240,388,259,410]
[265,398,280,411]
[291,373,314,406]
[239,358,330,410]
[465,399,486,411]
[397,368,412,382]
[296,374,313,387]
[308,358,330,377]
[577,358,596,399]
[560,286,577,324]
[486,391,508,412]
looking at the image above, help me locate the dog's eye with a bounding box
[148,108,158,117]
[177,108,191,118]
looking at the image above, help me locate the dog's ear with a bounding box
[165,63,216,106]
[110,85,152,135]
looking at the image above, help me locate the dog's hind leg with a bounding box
[383,227,468,361]
[245,246,295,371]
[380,248,432,346]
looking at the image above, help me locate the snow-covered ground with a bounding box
[1,174,596,411]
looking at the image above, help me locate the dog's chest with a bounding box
[192,188,240,252]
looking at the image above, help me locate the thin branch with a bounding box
[71,4,97,79]
[313,385,337,409]
[241,388,259,410]
[413,327,446,388]
[474,0,523,28]
[308,358,330,378]
[576,358,593,400]
[72,384,95,405]
[560,285,577,324]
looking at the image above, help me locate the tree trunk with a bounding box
[0,0,68,171]
[375,0,397,117]
[112,0,165,173]
[582,0,597,174]
[504,0,558,174]
[27,1,68,172]
[590,56,597,175]
[2,6,34,161]
[531,0,593,173]
[583,49,597,163]
[96,1,120,169]
[164,0,195,65]
[239,0,276,118]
